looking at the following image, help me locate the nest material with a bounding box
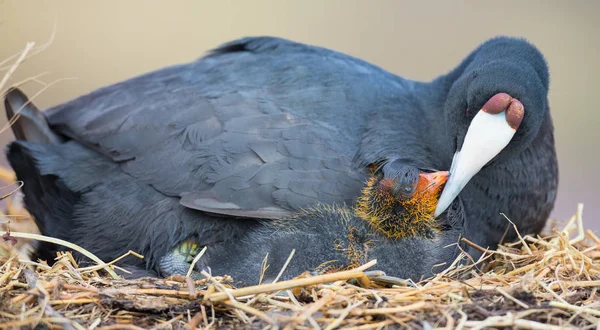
[0,181,598,330]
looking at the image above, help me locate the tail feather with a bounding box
[6,141,80,262]
[4,88,70,261]
[4,87,63,143]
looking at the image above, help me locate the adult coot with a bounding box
[5,36,557,277]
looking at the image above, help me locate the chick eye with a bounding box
[403,186,414,194]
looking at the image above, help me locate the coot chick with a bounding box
[182,166,463,285]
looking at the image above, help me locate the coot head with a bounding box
[435,37,550,216]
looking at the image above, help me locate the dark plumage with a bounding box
[201,202,464,287]
[196,165,462,286]
[7,140,255,272]
[5,35,557,278]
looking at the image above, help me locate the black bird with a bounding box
[5,36,557,277]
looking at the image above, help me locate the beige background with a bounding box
[1,1,598,229]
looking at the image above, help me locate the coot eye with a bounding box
[403,186,414,193]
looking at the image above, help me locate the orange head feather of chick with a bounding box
[356,170,449,240]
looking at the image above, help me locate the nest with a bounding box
[0,176,598,330]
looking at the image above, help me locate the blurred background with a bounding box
[1,1,598,229]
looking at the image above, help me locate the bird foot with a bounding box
[158,239,204,279]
